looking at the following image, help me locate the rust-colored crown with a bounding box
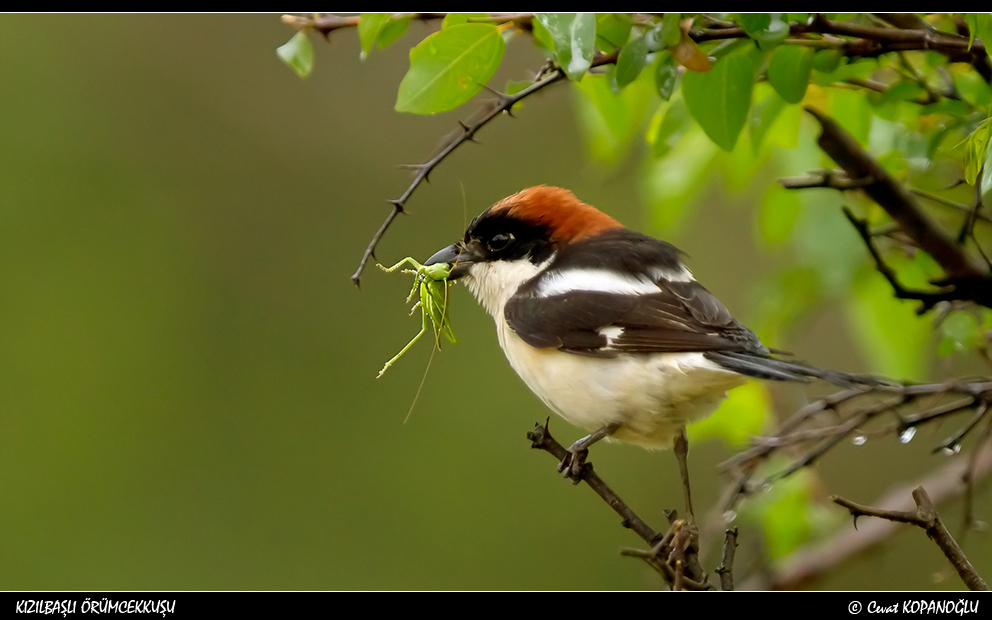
[489,186,623,243]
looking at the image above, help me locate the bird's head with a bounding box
[425,186,623,315]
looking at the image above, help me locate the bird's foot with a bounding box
[557,447,589,483]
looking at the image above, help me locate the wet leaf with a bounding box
[395,23,505,115]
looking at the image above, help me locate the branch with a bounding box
[715,527,739,591]
[282,13,536,37]
[527,421,715,590]
[832,486,990,591]
[841,207,960,313]
[350,69,562,285]
[349,51,618,285]
[802,107,992,311]
[806,107,985,281]
[692,14,989,80]
[779,169,872,190]
[527,420,659,543]
[721,380,992,509]
[744,440,992,590]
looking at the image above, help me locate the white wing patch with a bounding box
[598,325,624,346]
[650,266,694,283]
[536,269,662,297]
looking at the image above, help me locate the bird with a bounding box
[424,185,886,514]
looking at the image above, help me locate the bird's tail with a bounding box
[704,351,897,389]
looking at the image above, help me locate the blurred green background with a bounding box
[0,14,987,590]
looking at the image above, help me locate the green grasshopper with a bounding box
[376,258,457,378]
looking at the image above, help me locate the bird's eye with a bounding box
[488,233,513,252]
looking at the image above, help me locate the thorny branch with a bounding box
[281,13,992,285]
[288,13,992,588]
[349,69,564,285]
[528,421,732,590]
[833,486,989,591]
[720,380,992,512]
[782,108,992,313]
[743,441,992,589]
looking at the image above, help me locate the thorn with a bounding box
[351,274,362,287]
[388,199,405,213]
[458,120,472,133]
[852,515,859,531]
[480,82,514,108]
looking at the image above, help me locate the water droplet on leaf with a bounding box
[852,434,867,446]
[722,510,737,523]
[899,427,916,444]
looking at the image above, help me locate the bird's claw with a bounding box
[557,448,588,483]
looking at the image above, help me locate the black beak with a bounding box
[425,243,482,279]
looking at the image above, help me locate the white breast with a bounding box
[462,261,745,449]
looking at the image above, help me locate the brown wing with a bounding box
[504,280,767,358]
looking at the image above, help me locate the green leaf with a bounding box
[737,13,789,48]
[276,31,314,79]
[688,382,771,447]
[938,336,959,358]
[661,13,682,48]
[358,13,392,57]
[740,469,824,559]
[759,183,801,245]
[595,13,633,50]
[646,98,689,158]
[941,311,981,351]
[737,13,771,34]
[846,269,931,380]
[881,81,926,105]
[377,16,411,49]
[971,14,992,53]
[981,132,992,208]
[642,126,718,232]
[813,57,875,87]
[812,49,843,73]
[828,88,872,146]
[615,30,651,88]
[682,52,754,151]
[535,13,597,81]
[395,23,506,115]
[655,54,678,101]
[442,13,488,29]
[964,119,991,186]
[767,45,813,104]
[750,87,800,151]
[574,71,654,163]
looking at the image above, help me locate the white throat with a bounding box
[461,258,548,319]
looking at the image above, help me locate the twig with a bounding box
[911,188,992,227]
[743,440,992,590]
[804,107,992,311]
[527,421,658,545]
[528,421,714,589]
[832,486,990,591]
[350,71,561,285]
[350,51,618,285]
[721,381,992,510]
[715,527,738,591]
[841,207,958,313]
[962,413,992,536]
[778,169,872,190]
[806,107,986,282]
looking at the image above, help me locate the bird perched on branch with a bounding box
[425,186,886,513]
